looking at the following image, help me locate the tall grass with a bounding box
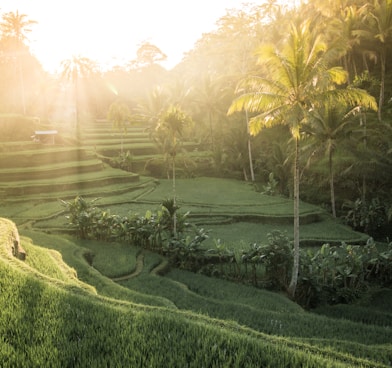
[0,258,386,367]
[2,218,391,367]
[20,230,175,309]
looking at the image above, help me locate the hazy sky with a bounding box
[1,0,264,72]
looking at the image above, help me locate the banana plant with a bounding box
[60,196,101,239]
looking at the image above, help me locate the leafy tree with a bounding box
[129,42,167,69]
[228,19,377,298]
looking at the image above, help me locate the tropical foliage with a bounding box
[1,3,391,225]
[60,196,392,309]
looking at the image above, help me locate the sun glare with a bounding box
[1,0,270,73]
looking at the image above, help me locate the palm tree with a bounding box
[60,55,97,134]
[155,105,192,236]
[0,10,36,42]
[133,85,171,128]
[228,20,377,298]
[0,11,37,114]
[191,74,231,152]
[107,101,131,154]
[303,102,375,218]
[359,0,392,121]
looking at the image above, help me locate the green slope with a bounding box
[1,218,391,367]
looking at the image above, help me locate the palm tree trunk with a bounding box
[18,57,26,115]
[246,109,255,182]
[243,167,248,181]
[378,50,385,122]
[360,111,367,203]
[172,155,177,237]
[329,150,336,218]
[288,137,300,298]
[343,55,351,84]
[209,111,215,152]
[74,81,79,129]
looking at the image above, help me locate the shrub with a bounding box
[296,239,392,308]
[239,230,292,289]
[343,197,391,240]
[60,196,101,239]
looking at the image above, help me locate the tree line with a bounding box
[61,195,392,308]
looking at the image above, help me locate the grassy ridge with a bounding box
[1,218,390,367]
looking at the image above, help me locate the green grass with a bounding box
[74,239,140,278]
[22,237,79,282]
[1,165,137,187]
[0,158,100,174]
[1,134,390,366]
[7,175,368,248]
[2,215,392,367]
[202,218,368,248]
[19,229,175,308]
[0,223,392,367]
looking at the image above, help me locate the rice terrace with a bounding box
[1,1,392,367]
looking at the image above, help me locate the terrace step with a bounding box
[1,169,139,197]
[96,144,159,157]
[82,127,148,135]
[0,159,104,182]
[0,147,91,168]
[0,141,45,152]
[82,137,151,144]
[95,142,201,158]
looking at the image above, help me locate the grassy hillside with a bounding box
[1,119,391,366]
[1,218,391,367]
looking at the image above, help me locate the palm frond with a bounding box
[323,88,378,112]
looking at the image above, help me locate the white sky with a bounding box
[0,0,266,73]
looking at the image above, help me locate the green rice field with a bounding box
[1,121,390,367]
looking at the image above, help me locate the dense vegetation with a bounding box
[1,0,392,366]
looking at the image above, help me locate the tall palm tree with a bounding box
[0,10,36,42]
[107,101,131,154]
[228,20,377,298]
[0,11,37,114]
[303,103,373,218]
[133,85,171,128]
[191,74,231,152]
[155,105,192,236]
[359,0,392,121]
[60,56,97,134]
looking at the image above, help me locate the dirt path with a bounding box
[150,258,169,276]
[111,251,145,282]
[111,250,171,282]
